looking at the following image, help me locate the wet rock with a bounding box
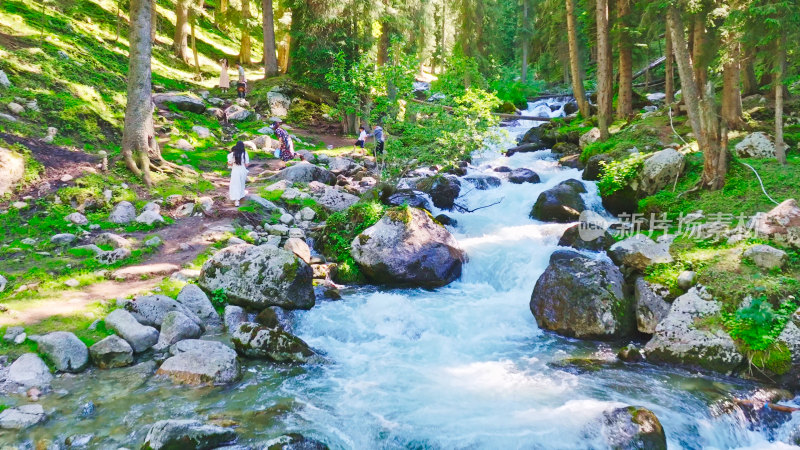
[65,433,93,447]
[94,232,132,249]
[743,244,788,270]
[176,284,220,326]
[508,168,541,184]
[274,162,335,185]
[105,309,159,353]
[618,344,645,362]
[224,305,247,331]
[0,404,46,430]
[351,207,466,288]
[265,433,329,450]
[109,201,136,224]
[125,294,204,329]
[435,214,457,226]
[530,250,632,339]
[582,154,613,181]
[734,132,775,158]
[157,339,240,385]
[751,199,800,248]
[5,353,53,390]
[464,174,502,190]
[634,277,671,335]
[89,335,133,369]
[609,234,673,272]
[529,179,587,223]
[387,190,430,209]
[558,223,615,252]
[598,406,667,450]
[199,244,315,310]
[552,142,581,156]
[494,166,512,173]
[142,419,236,449]
[644,288,744,374]
[154,311,203,350]
[37,331,89,373]
[415,175,461,210]
[231,322,314,363]
[50,233,77,245]
[153,93,205,113]
[506,142,547,156]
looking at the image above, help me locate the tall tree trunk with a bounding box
[721,39,744,130]
[775,36,787,165]
[239,0,251,64]
[190,7,200,78]
[122,0,158,187]
[668,6,702,144]
[699,82,727,190]
[278,37,290,73]
[616,0,632,118]
[595,0,613,139]
[521,0,529,83]
[173,0,190,61]
[691,15,707,96]
[741,47,758,96]
[377,20,389,66]
[665,24,674,104]
[217,0,228,28]
[565,0,589,117]
[262,0,278,76]
[441,0,446,70]
[150,0,157,41]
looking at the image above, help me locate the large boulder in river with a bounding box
[152,92,206,114]
[634,277,671,335]
[274,161,335,185]
[557,223,615,252]
[36,331,89,373]
[415,175,461,210]
[530,250,633,339]
[351,207,466,288]
[0,147,24,197]
[530,179,586,223]
[199,244,315,310]
[89,335,133,369]
[5,353,53,390]
[105,309,159,353]
[506,142,547,157]
[508,168,541,184]
[157,339,240,385]
[597,406,667,450]
[176,284,220,326]
[609,234,673,272]
[143,419,236,450]
[230,322,314,363]
[644,288,745,374]
[124,295,204,330]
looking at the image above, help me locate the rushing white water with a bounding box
[286,99,795,449]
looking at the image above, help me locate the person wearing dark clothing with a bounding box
[371,126,385,158]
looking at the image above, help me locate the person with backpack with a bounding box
[371,125,385,158]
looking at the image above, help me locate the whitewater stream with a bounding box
[4,99,800,448]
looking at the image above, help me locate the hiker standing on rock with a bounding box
[228,141,249,207]
[272,121,295,162]
[371,125,385,159]
[219,59,230,92]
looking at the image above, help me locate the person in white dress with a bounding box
[219,59,230,92]
[227,141,249,206]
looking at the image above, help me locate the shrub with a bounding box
[597,152,648,196]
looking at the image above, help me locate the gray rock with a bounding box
[36,331,89,373]
[126,295,204,329]
[267,89,291,118]
[192,125,212,139]
[530,179,587,223]
[0,404,46,430]
[50,233,77,245]
[109,201,136,224]
[743,244,788,270]
[89,335,133,369]
[7,102,24,115]
[530,250,632,339]
[0,274,7,293]
[312,185,359,212]
[157,339,240,385]
[3,326,24,343]
[176,284,220,326]
[557,223,615,252]
[284,238,311,264]
[328,157,359,175]
[579,127,601,149]
[152,92,206,114]
[734,132,775,158]
[143,201,161,214]
[0,69,10,88]
[136,210,165,225]
[644,288,744,374]
[231,322,314,363]
[351,208,466,288]
[464,174,502,190]
[224,305,247,331]
[635,148,685,197]
[65,212,88,225]
[274,162,336,185]
[508,168,541,184]
[597,406,667,450]
[609,234,673,272]
[145,236,163,247]
[5,353,53,389]
[751,199,800,248]
[199,244,315,310]
[677,270,697,290]
[94,232,132,249]
[224,104,252,121]
[143,419,236,450]
[105,309,159,353]
[154,311,203,350]
[415,175,461,210]
[96,247,132,265]
[299,207,316,221]
[634,277,671,335]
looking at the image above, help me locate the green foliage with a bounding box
[210,288,228,314]
[318,201,386,283]
[722,296,797,352]
[489,67,545,109]
[597,152,648,196]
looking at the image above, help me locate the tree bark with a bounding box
[521,0,529,83]
[122,0,158,187]
[150,0,157,41]
[565,0,589,117]
[190,7,200,78]
[668,6,702,143]
[173,0,190,61]
[741,47,758,96]
[595,0,613,139]
[239,0,252,64]
[691,15,707,95]
[775,35,787,165]
[262,0,278,76]
[377,20,390,66]
[217,0,228,28]
[616,0,632,118]
[721,39,744,130]
[665,24,674,104]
